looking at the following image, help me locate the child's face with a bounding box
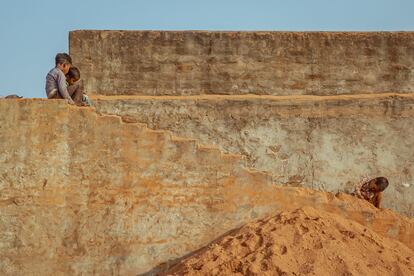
[57,63,71,75]
[67,77,79,85]
[368,181,379,193]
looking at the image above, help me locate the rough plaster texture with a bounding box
[69,31,414,96]
[1,100,413,275]
[94,94,414,217]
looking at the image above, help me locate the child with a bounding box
[353,176,389,208]
[45,53,76,105]
[66,67,92,106]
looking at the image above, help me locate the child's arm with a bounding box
[372,192,383,208]
[57,71,75,104]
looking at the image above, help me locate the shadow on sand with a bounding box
[138,225,244,276]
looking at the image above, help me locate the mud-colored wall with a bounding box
[69,31,414,96]
[68,30,414,216]
[94,94,414,217]
[1,100,413,275]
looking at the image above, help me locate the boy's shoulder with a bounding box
[47,67,65,77]
[48,67,58,73]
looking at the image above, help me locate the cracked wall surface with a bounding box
[1,100,413,275]
[70,31,414,96]
[94,94,414,217]
[69,30,414,217]
[2,31,414,275]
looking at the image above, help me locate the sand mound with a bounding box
[164,207,414,276]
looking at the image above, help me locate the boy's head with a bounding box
[55,53,72,75]
[66,67,80,85]
[369,177,389,192]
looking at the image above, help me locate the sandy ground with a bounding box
[164,206,414,276]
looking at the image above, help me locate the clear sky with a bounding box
[1,0,413,98]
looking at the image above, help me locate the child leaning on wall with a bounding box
[45,53,78,105]
[66,67,92,106]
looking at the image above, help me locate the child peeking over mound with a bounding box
[354,176,389,208]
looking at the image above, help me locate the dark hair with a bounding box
[374,177,389,192]
[55,53,72,66]
[67,66,80,80]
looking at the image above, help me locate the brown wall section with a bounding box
[1,100,413,275]
[69,31,414,96]
[93,94,414,217]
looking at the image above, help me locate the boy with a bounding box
[354,176,389,208]
[66,67,92,106]
[45,53,79,105]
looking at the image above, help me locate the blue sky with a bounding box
[1,0,413,98]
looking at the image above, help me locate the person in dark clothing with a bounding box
[66,67,92,106]
[353,176,389,208]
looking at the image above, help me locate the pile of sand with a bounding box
[164,207,413,275]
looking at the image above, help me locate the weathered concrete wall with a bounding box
[94,94,414,217]
[69,31,414,96]
[1,100,413,275]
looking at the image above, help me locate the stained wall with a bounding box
[1,100,413,275]
[69,31,414,96]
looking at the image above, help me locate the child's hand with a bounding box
[66,98,75,105]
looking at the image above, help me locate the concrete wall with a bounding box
[1,100,413,275]
[69,31,414,96]
[94,94,414,217]
[68,30,414,216]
